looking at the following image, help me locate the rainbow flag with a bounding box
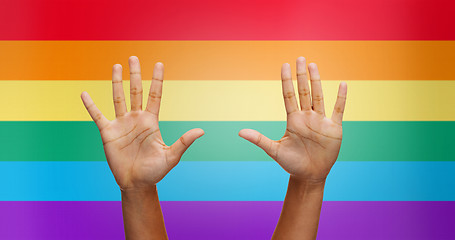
[0,0,454,239]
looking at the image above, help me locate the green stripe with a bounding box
[0,121,453,161]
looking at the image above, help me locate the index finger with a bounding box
[331,82,347,125]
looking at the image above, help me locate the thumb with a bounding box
[239,129,277,159]
[169,128,205,165]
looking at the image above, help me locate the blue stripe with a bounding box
[1,161,454,201]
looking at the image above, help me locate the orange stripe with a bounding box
[1,41,454,80]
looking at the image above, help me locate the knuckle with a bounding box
[179,136,188,147]
[287,109,298,115]
[315,109,325,114]
[130,88,143,95]
[94,113,103,122]
[113,97,125,103]
[148,92,162,99]
[335,106,344,113]
[337,95,347,100]
[298,88,310,96]
[284,91,296,98]
[296,71,307,77]
[152,77,163,82]
[312,95,323,102]
[256,134,262,144]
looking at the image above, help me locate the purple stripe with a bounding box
[0,201,453,240]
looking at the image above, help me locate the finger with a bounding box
[239,129,278,160]
[168,128,205,166]
[331,82,348,125]
[296,57,311,111]
[145,62,164,118]
[81,92,109,130]
[129,56,143,111]
[308,63,325,115]
[281,63,299,115]
[112,64,127,117]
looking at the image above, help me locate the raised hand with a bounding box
[81,56,204,191]
[239,57,347,183]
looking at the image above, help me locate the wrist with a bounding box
[121,184,158,198]
[289,175,326,195]
[121,182,167,240]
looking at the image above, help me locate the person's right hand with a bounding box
[81,56,204,191]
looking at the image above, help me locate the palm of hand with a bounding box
[82,56,204,190]
[240,57,347,182]
[276,111,342,181]
[101,112,171,190]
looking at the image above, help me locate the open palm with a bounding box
[81,56,204,190]
[240,57,347,182]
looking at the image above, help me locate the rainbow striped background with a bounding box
[1,0,455,239]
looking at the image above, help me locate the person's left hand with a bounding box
[239,57,347,183]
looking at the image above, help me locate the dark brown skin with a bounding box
[239,57,347,240]
[81,56,204,240]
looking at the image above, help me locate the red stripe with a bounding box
[1,0,454,40]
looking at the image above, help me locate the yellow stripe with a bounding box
[1,80,454,121]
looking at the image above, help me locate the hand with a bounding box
[239,57,347,183]
[81,56,204,191]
